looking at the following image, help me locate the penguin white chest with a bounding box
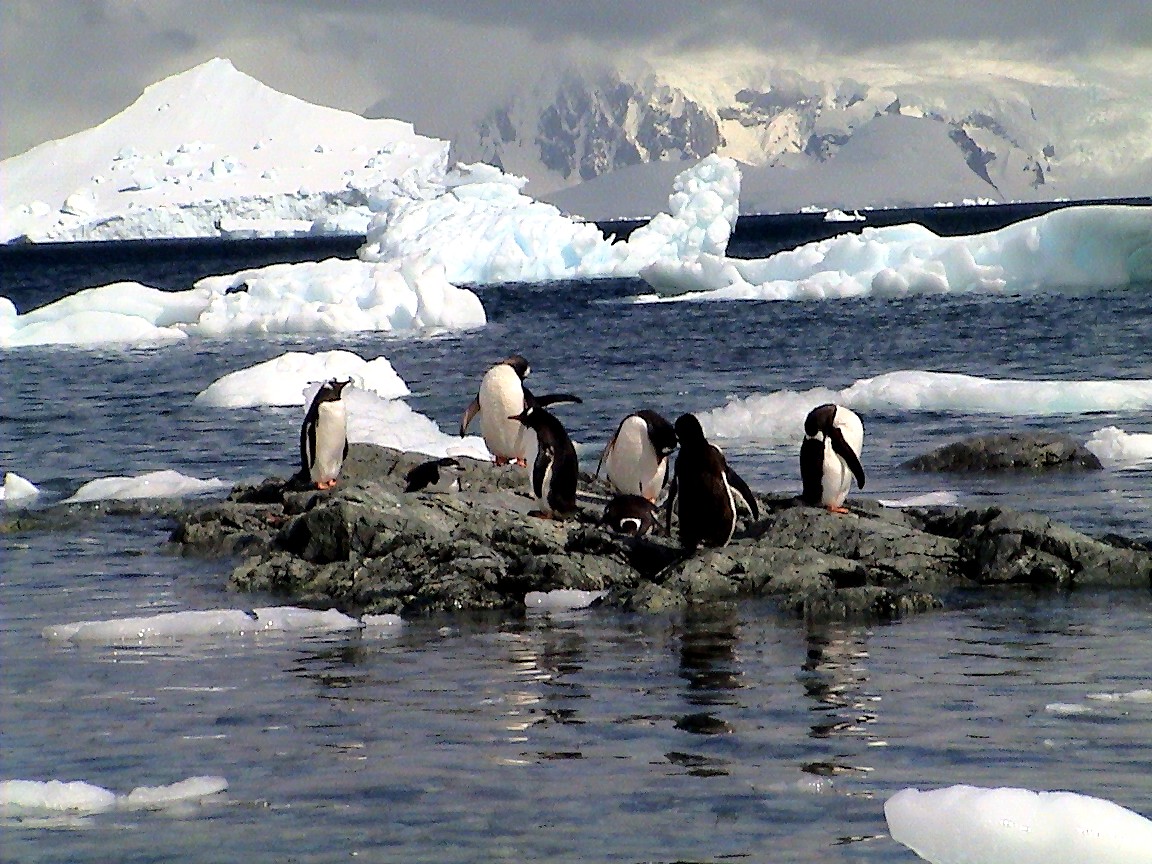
[820,410,864,508]
[310,400,347,484]
[606,416,666,501]
[478,367,532,461]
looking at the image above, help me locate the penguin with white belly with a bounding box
[300,378,352,489]
[665,413,760,550]
[602,494,662,537]
[800,403,865,513]
[460,354,581,466]
[509,403,579,518]
[597,410,678,502]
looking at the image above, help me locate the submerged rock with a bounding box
[903,431,1103,472]
[171,443,1152,622]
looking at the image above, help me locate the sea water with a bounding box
[1,232,1151,862]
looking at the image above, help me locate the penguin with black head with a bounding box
[800,403,865,514]
[602,494,661,537]
[666,413,759,550]
[460,354,581,466]
[300,378,352,489]
[404,457,463,494]
[597,410,678,502]
[509,403,579,518]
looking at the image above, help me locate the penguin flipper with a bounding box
[460,396,481,437]
[300,415,317,476]
[533,392,583,408]
[595,427,621,479]
[830,428,866,489]
[531,446,551,500]
[725,465,760,521]
[664,474,678,535]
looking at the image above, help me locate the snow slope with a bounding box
[0,59,449,243]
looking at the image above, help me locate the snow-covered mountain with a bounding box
[0,59,449,243]
[369,61,1152,219]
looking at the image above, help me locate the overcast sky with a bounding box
[4,0,1151,159]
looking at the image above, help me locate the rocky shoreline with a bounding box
[169,443,1152,622]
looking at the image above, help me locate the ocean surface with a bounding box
[2,213,1151,862]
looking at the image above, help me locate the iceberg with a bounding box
[1,472,40,502]
[1085,426,1152,468]
[0,776,227,817]
[0,59,448,244]
[61,470,228,504]
[884,784,1152,864]
[641,203,1152,300]
[43,606,361,644]
[2,257,486,348]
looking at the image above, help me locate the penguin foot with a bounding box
[528,509,555,520]
[513,458,528,468]
[825,505,851,514]
[494,456,510,466]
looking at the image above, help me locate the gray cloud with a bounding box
[4,1,1150,158]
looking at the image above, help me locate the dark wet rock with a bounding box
[171,443,1152,622]
[903,431,1103,472]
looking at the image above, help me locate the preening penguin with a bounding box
[602,494,661,537]
[509,403,579,518]
[800,403,865,513]
[665,413,759,550]
[597,410,678,502]
[460,354,581,466]
[300,378,351,489]
[404,457,463,493]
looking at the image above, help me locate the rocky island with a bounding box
[171,443,1152,622]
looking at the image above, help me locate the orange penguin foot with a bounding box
[825,505,850,514]
[513,458,528,468]
[494,456,510,466]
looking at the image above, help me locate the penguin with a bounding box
[602,494,661,537]
[509,403,579,518]
[404,457,463,493]
[300,378,351,489]
[459,354,581,466]
[596,410,678,502]
[665,413,760,550]
[800,403,865,514]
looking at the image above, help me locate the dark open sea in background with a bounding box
[2,203,1150,862]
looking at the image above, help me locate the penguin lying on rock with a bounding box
[602,494,662,537]
[404,457,463,494]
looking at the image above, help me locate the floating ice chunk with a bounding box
[0,780,118,815]
[345,387,490,460]
[62,469,227,504]
[43,606,361,644]
[1085,688,1152,703]
[195,350,409,408]
[700,372,1152,442]
[1085,426,1152,467]
[524,590,606,611]
[884,784,1152,864]
[824,208,865,222]
[644,204,1152,300]
[0,776,227,817]
[1045,702,1095,716]
[120,776,228,811]
[878,491,961,508]
[2,472,40,502]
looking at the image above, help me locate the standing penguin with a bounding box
[459,354,580,466]
[300,378,351,489]
[509,403,579,518]
[800,403,865,513]
[665,413,759,549]
[596,410,678,502]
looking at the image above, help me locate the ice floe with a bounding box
[61,470,228,504]
[43,606,362,644]
[1,472,40,503]
[0,776,227,817]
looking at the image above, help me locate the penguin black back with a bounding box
[602,494,661,537]
[512,404,579,516]
[666,413,759,549]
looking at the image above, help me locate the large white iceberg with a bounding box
[884,784,1152,864]
[641,203,1152,300]
[0,59,449,244]
[1,256,486,348]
